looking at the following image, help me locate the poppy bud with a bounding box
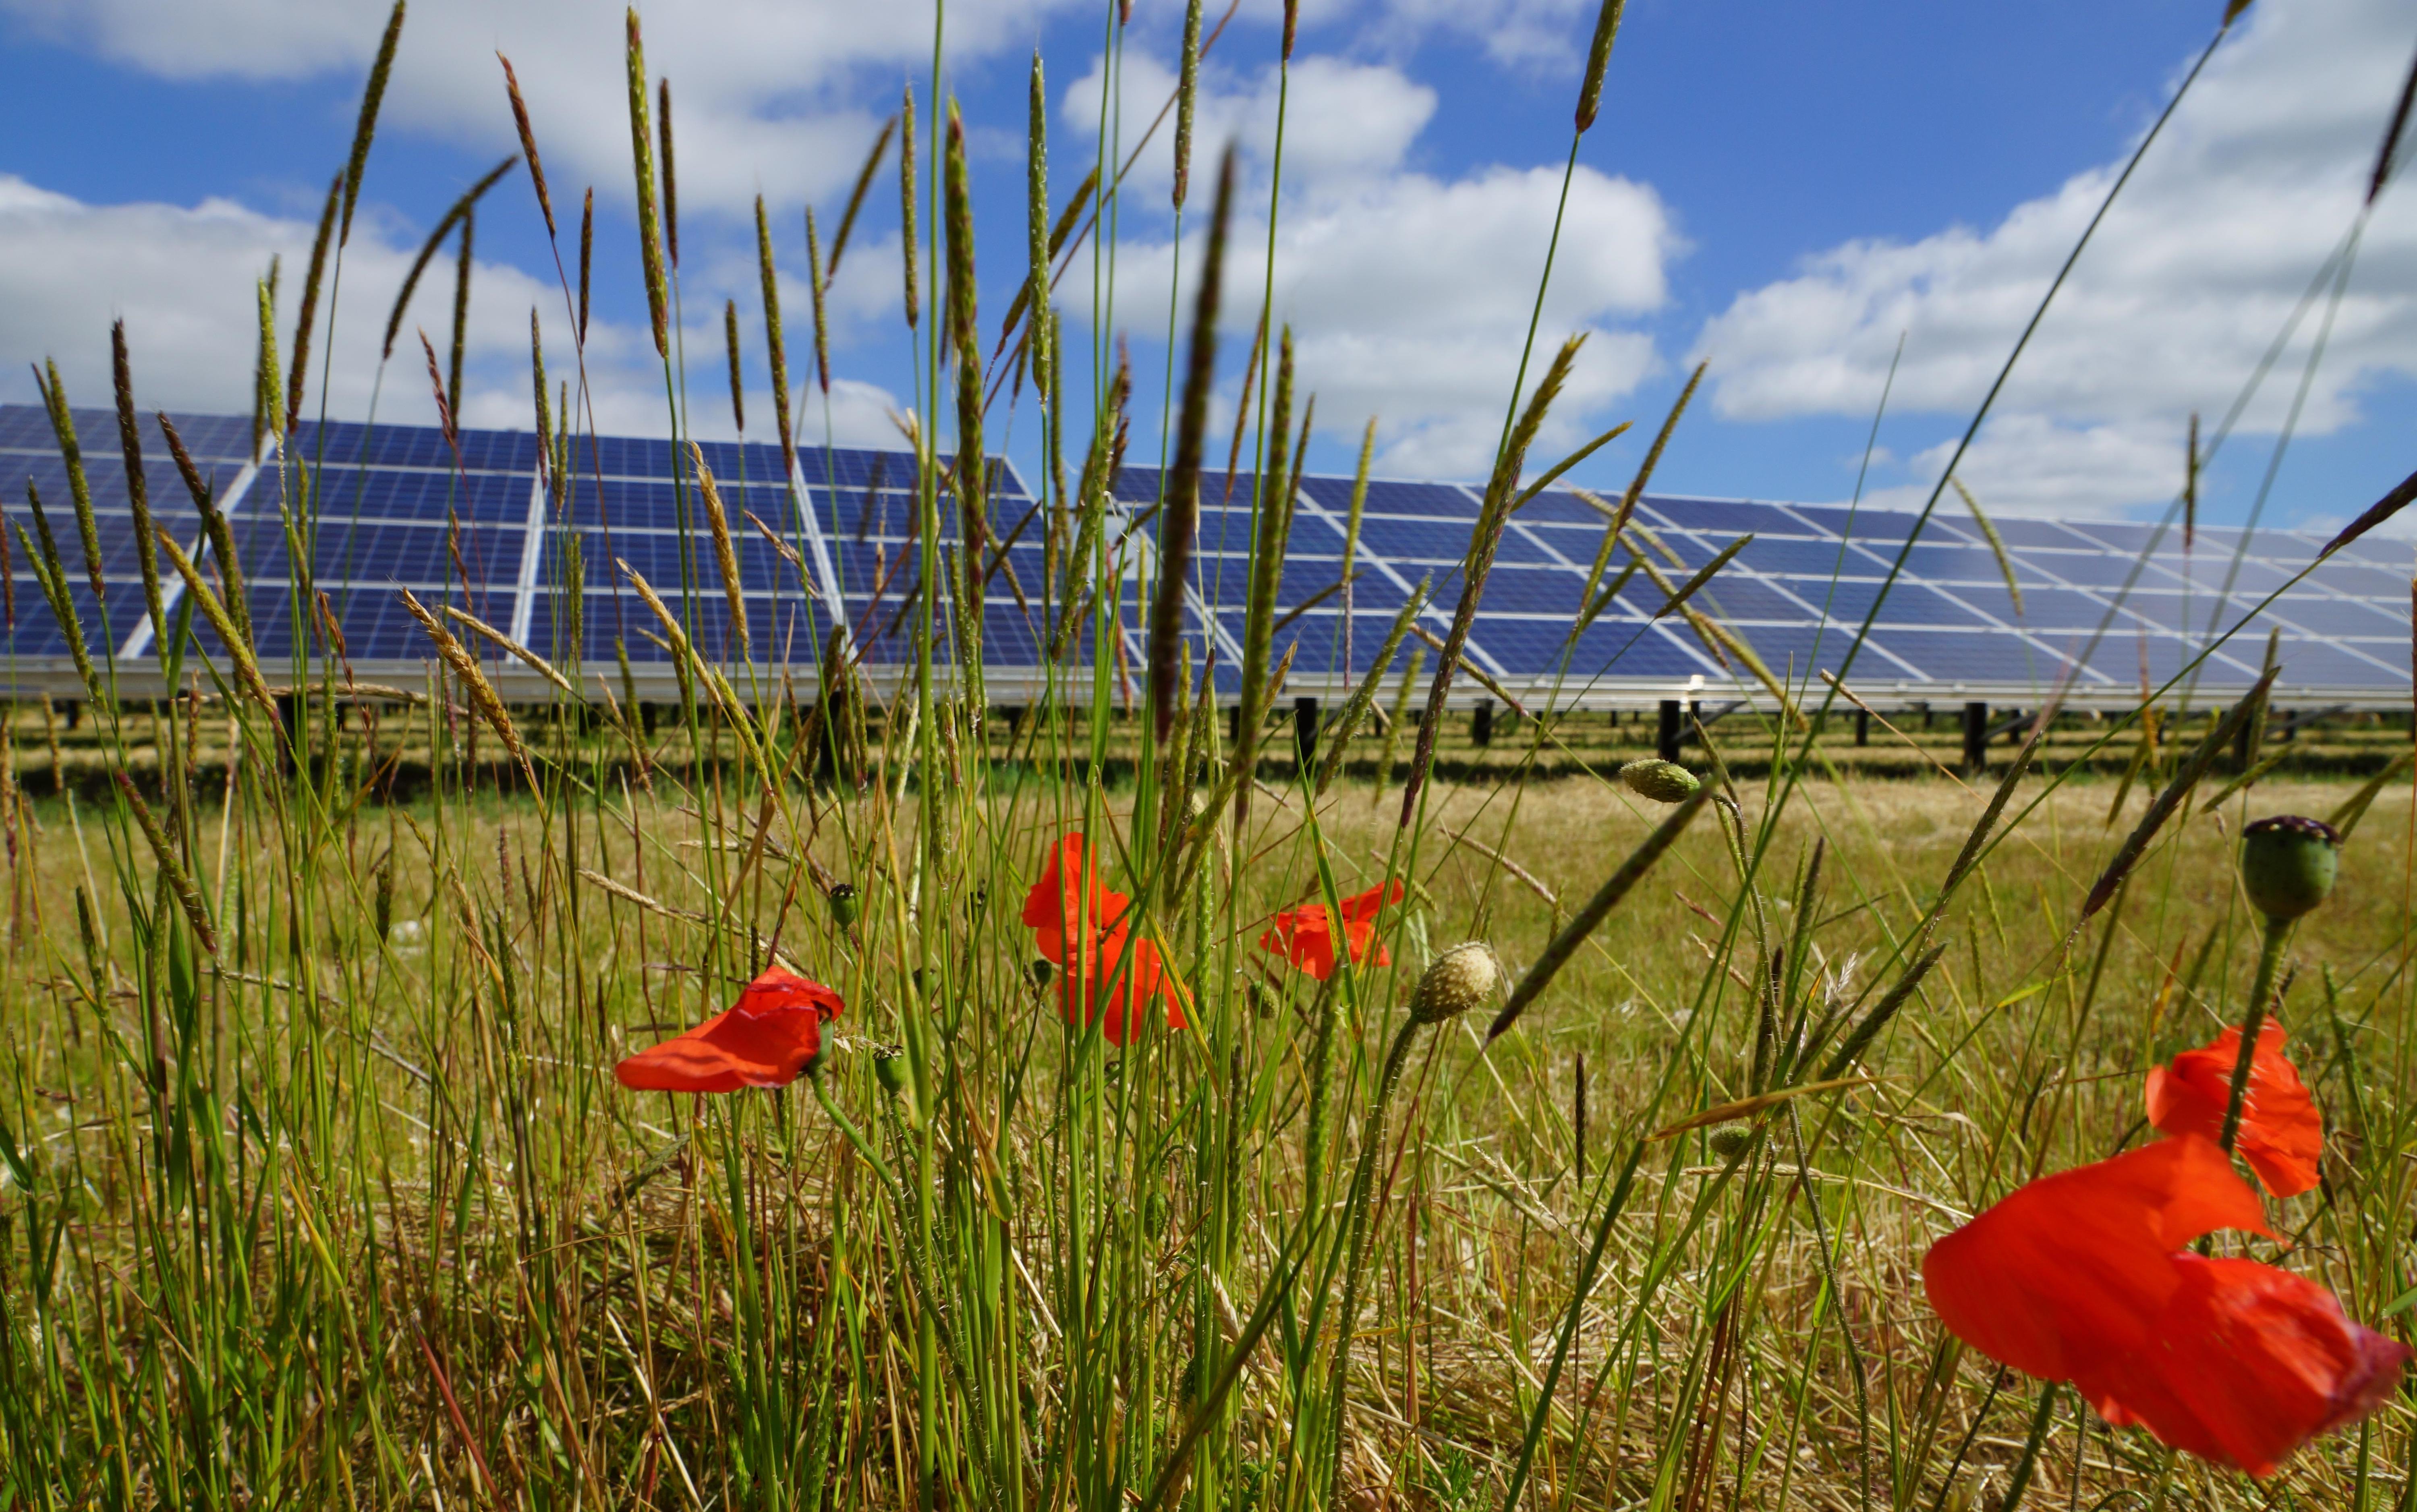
[2240,815,2339,922]
[872,1047,909,1096]
[1411,942,1500,1025]
[827,882,860,931]
[1621,758,1700,804]
[1708,1126,1752,1161]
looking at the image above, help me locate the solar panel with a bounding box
[2,403,2406,712]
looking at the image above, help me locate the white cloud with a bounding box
[1362,0,1590,70]
[1062,51,1438,200]
[1063,51,1677,476]
[0,172,903,447]
[0,0,1076,214]
[1691,0,2417,514]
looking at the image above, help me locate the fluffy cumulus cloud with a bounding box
[1063,51,1677,476]
[0,172,900,447]
[1691,0,2417,514]
[0,0,1073,213]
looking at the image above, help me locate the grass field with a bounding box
[2,0,2413,1506]
[1,718,2410,1508]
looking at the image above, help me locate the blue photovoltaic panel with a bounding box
[1515,489,1606,528]
[1640,498,1800,536]
[1,406,2406,706]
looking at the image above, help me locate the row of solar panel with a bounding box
[0,406,936,492]
[4,407,2407,698]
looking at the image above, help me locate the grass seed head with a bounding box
[498,53,554,237]
[626,8,668,358]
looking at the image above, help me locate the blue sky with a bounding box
[4,0,2415,537]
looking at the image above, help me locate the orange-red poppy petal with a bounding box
[2083,1256,2409,1476]
[1258,878,1401,981]
[615,968,845,1094]
[2145,1024,2323,1197]
[1924,1135,2403,1476]
[1062,928,1188,1046]
[1260,908,1341,980]
[1022,833,1128,967]
[1025,833,1183,1048]
[1923,1137,2269,1388]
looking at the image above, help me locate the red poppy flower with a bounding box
[1022,833,1188,1047]
[1260,878,1403,981]
[615,967,846,1093]
[1924,1135,2407,1476]
[2145,1023,2323,1197]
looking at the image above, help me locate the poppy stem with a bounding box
[1996,1381,2062,1512]
[2219,913,2292,1154]
[813,1069,906,1202]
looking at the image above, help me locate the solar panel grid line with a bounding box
[1628,503,1940,684]
[1497,506,1732,684]
[508,467,548,646]
[1297,483,1511,686]
[117,454,263,663]
[789,451,853,658]
[1808,526,2117,686]
[1984,541,2278,686]
[2204,594,2407,676]
[1113,492,1248,676]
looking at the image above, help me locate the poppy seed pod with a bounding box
[2240,815,2339,922]
[1027,957,1056,990]
[827,882,860,930]
[1411,942,1501,1024]
[1621,758,1700,804]
[872,1047,909,1096]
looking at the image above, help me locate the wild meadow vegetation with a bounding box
[0,1,2412,1508]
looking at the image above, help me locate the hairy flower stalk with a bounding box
[2222,816,2340,1153]
[1325,943,1501,1496]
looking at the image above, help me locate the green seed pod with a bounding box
[1411,942,1501,1025]
[827,882,860,931]
[2240,814,2340,921]
[872,1047,909,1097]
[1028,957,1056,990]
[1708,1126,1752,1161]
[1621,758,1700,804]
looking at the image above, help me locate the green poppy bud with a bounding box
[1708,1126,1752,1161]
[1621,758,1700,804]
[1411,942,1501,1025]
[872,1047,909,1096]
[827,882,860,931]
[2240,814,2340,922]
